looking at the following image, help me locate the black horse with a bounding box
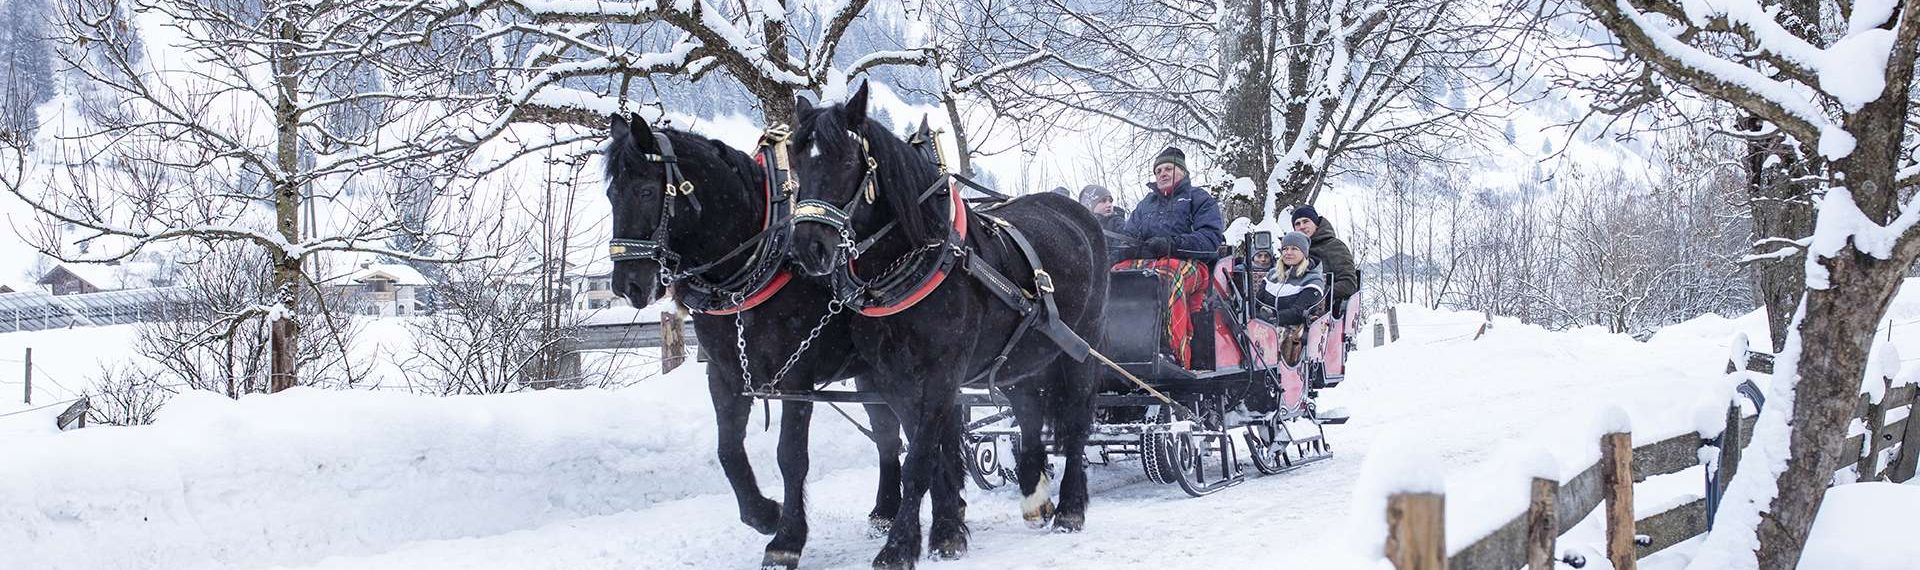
[602,115,906,568]
[785,84,1108,568]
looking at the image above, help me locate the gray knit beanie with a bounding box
[1078,184,1112,207]
[1280,231,1311,256]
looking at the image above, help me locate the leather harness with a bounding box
[605,125,796,315]
[788,127,1093,387]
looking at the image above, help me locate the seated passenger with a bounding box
[1078,184,1129,233]
[1257,231,1325,327]
[1288,205,1357,311]
[1111,146,1226,368]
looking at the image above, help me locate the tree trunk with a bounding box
[942,80,973,176]
[1754,51,1915,567]
[1272,0,1315,212]
[269,12,302,393]
[1742,0,1820,354]
[1743,124,1816,353]
[1216,0,1269,219]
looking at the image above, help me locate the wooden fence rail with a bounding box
[1387,352,1918,569]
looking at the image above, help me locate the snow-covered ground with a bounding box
[2,297,1917,569]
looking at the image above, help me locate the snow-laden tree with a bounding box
[1565,0,1920,564]
[926,0,1532,220]
[0,0,55,140]
[1,0,509,392]
[466,0,932,127]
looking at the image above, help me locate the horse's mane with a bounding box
[800,104,943,245]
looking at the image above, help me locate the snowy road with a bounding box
[252,307,1747,570]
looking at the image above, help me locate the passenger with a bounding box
[1077,184,1128,232]
[1112,146,1227,368]
[1257,231,1325,326]
[1288,205,1357,309]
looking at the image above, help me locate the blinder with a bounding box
[789,129,880,246]
[607,129,699,280]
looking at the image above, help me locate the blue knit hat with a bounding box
[1290,205,1321,224]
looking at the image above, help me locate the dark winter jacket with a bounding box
[1309,222,1358,303]
[1257,257,1325,326]
[1122,179,1225,262]
[1097,206,1130,233]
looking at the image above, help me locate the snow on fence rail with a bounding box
[1378,350,1918,570]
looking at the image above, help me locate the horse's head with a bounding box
[787,85,875,277]
[603,114,683,307]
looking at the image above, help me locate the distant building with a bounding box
[338,263,431,317]
[35,262,178,296]
[570,268,616,310]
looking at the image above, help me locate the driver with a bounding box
[1112,146,1227,368]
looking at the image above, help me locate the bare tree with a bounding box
[2,0,506,392]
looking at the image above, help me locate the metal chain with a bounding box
[737,297,845,395]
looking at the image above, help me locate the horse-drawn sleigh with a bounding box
[601,83,1353,568]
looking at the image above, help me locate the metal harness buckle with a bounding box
[1033,269,1055,294]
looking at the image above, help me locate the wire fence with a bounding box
[0,396,84,419]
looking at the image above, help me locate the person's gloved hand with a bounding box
[1146,237,1173,258]
[1273,307,1307,325]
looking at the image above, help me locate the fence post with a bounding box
[1526,477,1559,570]
[1388,306,1402,342]
[1859,387,1889,481]
[1386,492,1446,570]
[1602,431,1637,570]
[1711,403,1743,527]
[22,347,30,405]
[1374,322,1387,347]
[661,308,686,374]
[1892,398,1920,483]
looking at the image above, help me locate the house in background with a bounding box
[35,261,178,296]
[339,263,432,317]
[569,265,616,311]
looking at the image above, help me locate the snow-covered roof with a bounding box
[37,262,176,291]
[347,264,431,286]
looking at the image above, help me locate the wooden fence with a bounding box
[1383,353,1918,569]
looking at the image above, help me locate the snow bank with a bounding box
[1798,483,1920,570]
[0,366,884,570]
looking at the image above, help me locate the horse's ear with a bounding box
[628,117,660,153]
[609,114,629,142]
[845,81,870,129]
[796,94,814,115]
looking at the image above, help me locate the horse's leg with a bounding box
[708,367,780,535]
[761,399,814,569]
[927,405,970,559]
[855,377,903,535]
[1050,359,1098,532]
[873,397,937,570]
[1008,384,1055,528]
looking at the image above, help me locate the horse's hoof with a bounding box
[930,544,967,561]
[743,498,782,535]
[761,549,801,570]
[867,515,893,538]
[871,551,917,570]
[1052,512,1085,533]
[929,532,969,560]
[1022,500,1055,529]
